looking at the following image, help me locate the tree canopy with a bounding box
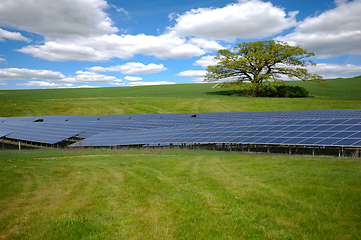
[204,40,324,97]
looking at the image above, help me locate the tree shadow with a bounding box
[206,90,244,96]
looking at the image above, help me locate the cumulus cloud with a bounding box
[0,68,122,85]
[277,0,361,57]
[18,32,206,61]
[177,70,207,77]
[170,0,298,41]
[188,38,224,51]
[16,81,73,88]
[0,0,117,39]
[0,57,6,62]
[0,68,67,81]
[109,79,124,86]
[193,55,218,68]
[177,70,208,83]
[126,81,175,86]
[124,76,142,81]
[88,62,167,74]
[86,63,167,75]
[0,28,30,42]
[307,63,361,78]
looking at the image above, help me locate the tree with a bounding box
[204,40,324,97]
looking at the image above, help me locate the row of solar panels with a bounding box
[1,109,361,147]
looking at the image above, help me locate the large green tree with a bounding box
[204,40,324,97]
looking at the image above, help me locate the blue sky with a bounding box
[0,0,361,89]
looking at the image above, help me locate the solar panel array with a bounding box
[1,110,361,148]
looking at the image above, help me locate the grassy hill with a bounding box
[0,77,360,117]
[1,78,361,239]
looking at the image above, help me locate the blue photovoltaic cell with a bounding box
[297,132,319,138]
[257,137,276,143]
[312,125,333,131]
[345,125,361,131]
[283,132,303,137]
[297,126,316,131]
[334,139,361,146]
[349,132,361,138]
[269,131,287,137]
[0,109,360,148]
[313,132,338,138]
[298,138,323,145]
[316,138,342,145]
[268,138,292,144]
[328,125,352,131]
[351,140,361,146]
[343,119,361,124]
[284,138,306,144]
[331,132,357,138]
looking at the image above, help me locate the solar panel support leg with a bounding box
[222,143,225,149]
[267,145,270,154]
[2,137,4,149]
[240,144,243,152]
[170,143,173,149]
[289,146,292,155]
[18,141,21,152]
[339,147,341,157]
[312,146,315,156]
[213,143,216,151]
[248,145,250,152]
[230,143,232,152]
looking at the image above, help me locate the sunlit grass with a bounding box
[1,149,360,239]
[1,78,361,117]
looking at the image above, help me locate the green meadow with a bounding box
[1,149,360,239]
[0,78,361,239]
[0,77,361,117]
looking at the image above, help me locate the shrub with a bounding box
[238,84,309,98]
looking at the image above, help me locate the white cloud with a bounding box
[188,38,224,51]
[87,62,167,75]
[0,82,7,86]
[0,58,6,62]
[277,0,361,57]
[0,68,122,85]
[170,0,298,41]
[18,32,206,61]
[177,70,207,83]
[109,79,124,86]
[124,76,142,81]
[193,55,218,68]
[117,62,167,74]
[307,63,361,78]
[177,70,207,77]
[73,71,119,83]
[16,81,73,88]
[126,81,175,86]
[0,28,30,42]
[0,68,67,81]
[0,0,117,39]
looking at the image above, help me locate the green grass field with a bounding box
[1,149,360,239]
[1,77,361,117]
[1,78,361,239]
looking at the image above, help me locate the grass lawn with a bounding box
[1,149,360,239]
[1,77,361,117]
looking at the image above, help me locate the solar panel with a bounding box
[0,109,360,148]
